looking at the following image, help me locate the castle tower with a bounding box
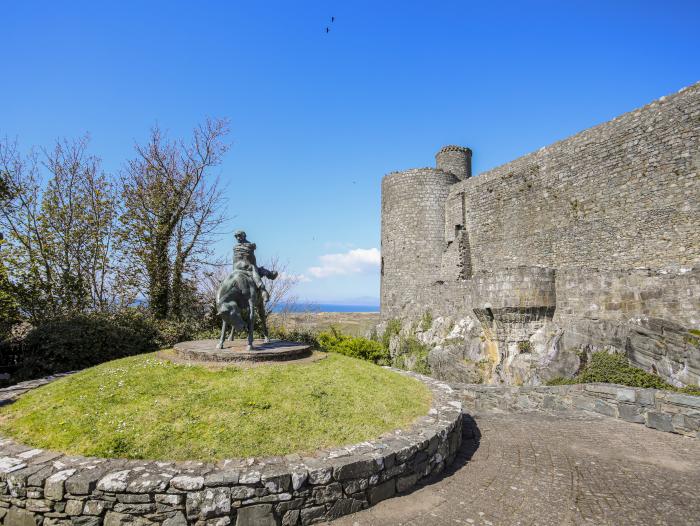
[435,145,472,180]
[380,145,470,318]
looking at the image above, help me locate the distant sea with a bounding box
[275,303,379,313]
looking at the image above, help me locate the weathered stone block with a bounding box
[368,479,395,505]
[97,470,131,493]
[236,504,276,526]
[593,399,618,418]
[162,512,188,526]
[311,482,342,504]
[396,472,419,493]
[6,507,40,526]
[200,487,231,519]
[71,517,101,526]
[45,469,76,500]
[26,497,53,512]
[64,499,83,515]
[170,474,205,491]
[205,470,239,487]
[334,457,382,481]
[618,404,645,424]
[615,388,637,403]
[299,505,325,525]
[664,393,700,409]
[646,411,674,432]
[306,467,332,485]
[83,500,106,516]
[281,509,300,526]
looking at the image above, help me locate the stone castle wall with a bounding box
[380,82,700,388]
[445,82,699,274]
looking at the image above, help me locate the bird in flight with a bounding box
[325,27,330,33]
[331,16,335,23]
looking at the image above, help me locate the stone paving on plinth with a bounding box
[328,410,700,526]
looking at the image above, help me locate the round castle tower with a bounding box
[380,145,472,318]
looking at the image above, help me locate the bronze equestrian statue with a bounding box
[216,230,277,350]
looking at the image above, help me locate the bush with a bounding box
[546,351,700,395]
[381,319,401,349]
[269,326,319,347]
[576,352,671,389]
[317,328,390,365]
[7,311,159,381]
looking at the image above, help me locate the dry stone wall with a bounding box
[456,382,700,438]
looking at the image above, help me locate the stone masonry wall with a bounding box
[455,382,700,438]
[446,82,700,274]
[555,268,700,386]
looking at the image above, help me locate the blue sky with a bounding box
[3,1,699,303]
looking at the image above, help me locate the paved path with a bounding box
[328,410,700,526]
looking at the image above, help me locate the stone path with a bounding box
[328,410,700,526]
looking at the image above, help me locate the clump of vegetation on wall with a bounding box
[381,319,401,349]
[547,352,700,395]
[420,310,433,332]
[392,337,431,376]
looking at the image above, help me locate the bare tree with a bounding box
[260,256,300,319]
[119,118,229,319]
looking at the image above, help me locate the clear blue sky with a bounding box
[3,0,699,303]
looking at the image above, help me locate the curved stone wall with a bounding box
[0,370,462,526]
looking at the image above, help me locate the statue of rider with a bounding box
[233,230,275,302]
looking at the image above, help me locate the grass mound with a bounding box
[0,353,431,461]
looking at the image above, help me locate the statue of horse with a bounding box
[216,268,277,350]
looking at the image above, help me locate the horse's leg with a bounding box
[259,297,270,343]
[229,322,235,341]
[218,320,227,349]
[247,293,255,350]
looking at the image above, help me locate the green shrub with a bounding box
[381,319,401,349]
[546,351,700,395]
[269,326,319,347]
[576,352,671,389]
[8,311,159,380]
[317,328,390,365]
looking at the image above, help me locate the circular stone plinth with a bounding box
[171,339,312,363]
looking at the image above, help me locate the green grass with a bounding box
[0,353,431,461]
[547,352,700,395]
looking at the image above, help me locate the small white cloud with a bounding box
[308,248,380,278]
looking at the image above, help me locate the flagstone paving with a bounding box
[328,410,700,526]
